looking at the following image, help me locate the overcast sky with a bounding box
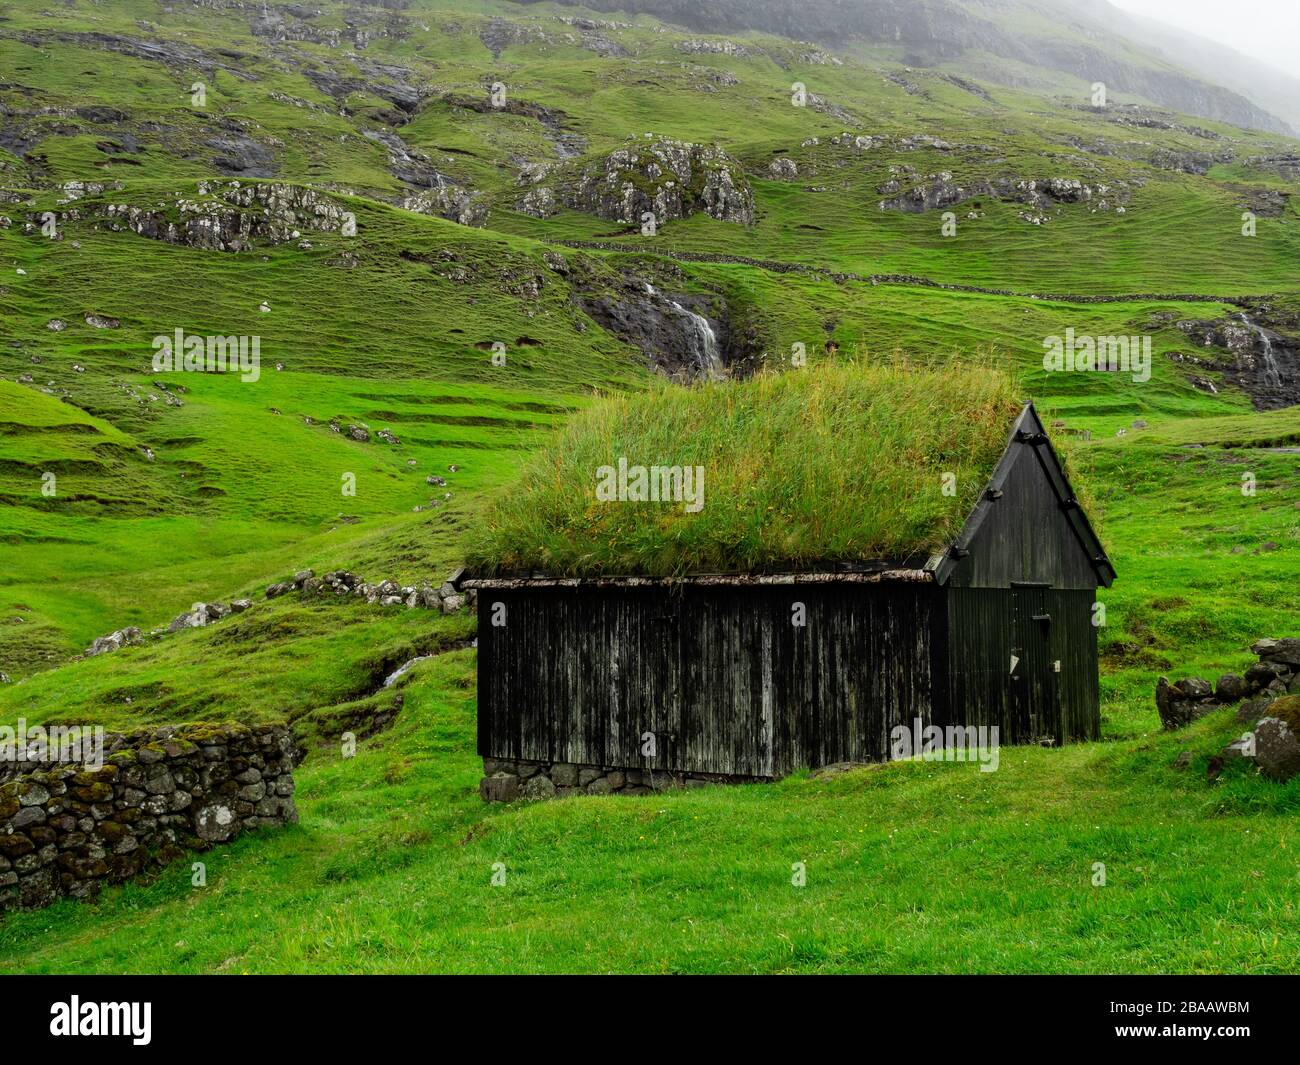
[1109,0,1299,78]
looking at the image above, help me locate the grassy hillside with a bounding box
[0,0,1297,974]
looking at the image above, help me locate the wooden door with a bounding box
[1011,584,1056,744]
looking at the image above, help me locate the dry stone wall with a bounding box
[0,723,297,912]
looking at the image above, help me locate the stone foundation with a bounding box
[0,723,298,912]
[479,757,763,801]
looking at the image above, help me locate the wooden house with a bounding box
[461,400,1113,799]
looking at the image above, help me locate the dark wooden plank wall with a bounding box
[1051,588,1101,742]
[477,587,676,771]
[945,587,1099,745]
[945,588,1012,740]
[478,583,941,777]
[681,584,939,774]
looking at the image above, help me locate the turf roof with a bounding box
[465,360,1023,577]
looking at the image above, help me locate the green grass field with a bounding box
[0,0,1298,974]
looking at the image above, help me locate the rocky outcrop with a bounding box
[553,16,632,57]
[401,178,487,228]
[515,186,559,218]
[251,4,409,50]
[559,139,754,226]
[207,130,278,177]
[478,15,630,59]
[1175,312,1300,410]
[42,180,353,252]
[577,276,730,379]
[676,37,749,57]
[0,723,297,912]
[56,180,123,202]
[1146,147,1233,175]
[1249,154,1300,181]
[879,171,990,213]
[878,173,1131,217]
[167,598,251,632]
[767,157,798,180]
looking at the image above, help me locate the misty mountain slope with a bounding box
[515,0,1293,133]
[1099,6,1300,136]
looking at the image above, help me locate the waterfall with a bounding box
[1238,313,1283,389]
[643,283,725,380]
[668,300,725,380]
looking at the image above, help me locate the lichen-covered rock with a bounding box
[515,186,559,219]
[1155,676,1219,730]
[401,177,487,228]
[522,774,557,801]
[560,139,754,226]
[1254,715,1300,781]
[44,179,351,253]
[194,802,238,842]
[767,157,798,180]
[168,602,211,632]
[86,626,143,657]
[1238,695,1274,723]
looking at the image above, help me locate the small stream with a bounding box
[382,655,433,688]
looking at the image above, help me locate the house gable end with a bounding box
[932,404,1115,590]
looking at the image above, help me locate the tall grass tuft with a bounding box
[466,358,1022,576]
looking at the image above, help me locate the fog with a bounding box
[1109,0,1299,78]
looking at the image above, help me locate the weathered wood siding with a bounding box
[949,433,1101,591]
[945,587,1099,745]
[477,583,941,777]
[1051,589,1102,742]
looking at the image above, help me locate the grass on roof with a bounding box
[466,359,1022,577]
